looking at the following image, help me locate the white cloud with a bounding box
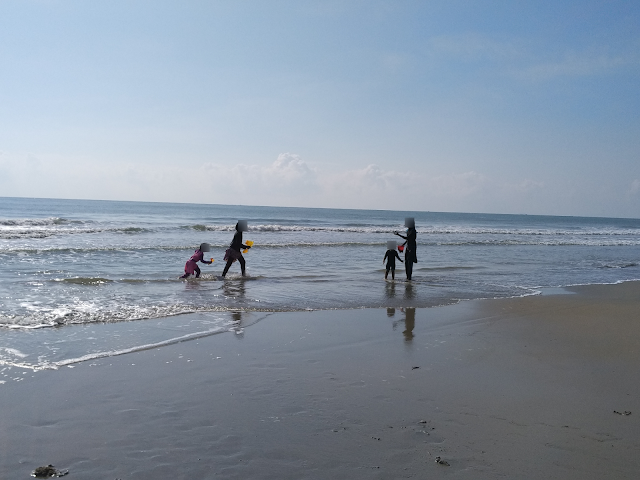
[0,152,633,216]
[0,152,321,206]
[200,153,319,204]
[267,153,317,184]
[427,171,489,197]
[0,153,496,210]
[317,165,492,210]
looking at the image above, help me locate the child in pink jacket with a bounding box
[180,243,212,278]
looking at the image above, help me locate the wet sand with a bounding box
[1,282,639,479]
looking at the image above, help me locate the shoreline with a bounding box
[1,281,639,479]
[2,275,639,333]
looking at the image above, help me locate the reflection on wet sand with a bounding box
[223,281,246,338]
[229,310,245,338]
[401,307,415,342]
[390,307,415,343]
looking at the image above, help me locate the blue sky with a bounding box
[1,0,639,217]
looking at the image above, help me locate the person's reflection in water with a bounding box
[184,280,203,291]
[230,310,244,338]
[223,278,246,301]
[223,279,246,339]
[400,307,415,342]
[385,280,396,300]
[404,281,415,300]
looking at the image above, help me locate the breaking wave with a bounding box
[0,217,153,239]
[181,223,640,236]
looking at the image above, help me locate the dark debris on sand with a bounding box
[31,465,68,478]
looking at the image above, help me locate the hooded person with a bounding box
[180,243,212,279]
[222,221,252,277]
[394,217,417,280]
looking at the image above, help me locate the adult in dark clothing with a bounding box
[394,217,417,280]
[222,221,251,277]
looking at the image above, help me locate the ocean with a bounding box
[1,196,639,372]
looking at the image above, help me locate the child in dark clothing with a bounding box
[383,241,403,280]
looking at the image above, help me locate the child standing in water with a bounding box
[383,241,403,280]
[180,243,213,279]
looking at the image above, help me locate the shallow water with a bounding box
[1,197,639,369]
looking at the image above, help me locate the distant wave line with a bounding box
[184,223,640,236]
[2,238,640,255]
[0,226,153,239]
[3,217,640,240]
[0,217,83,226]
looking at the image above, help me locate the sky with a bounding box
[0,0,639,217]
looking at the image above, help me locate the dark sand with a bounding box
[1,282,639,479]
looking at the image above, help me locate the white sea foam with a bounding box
[0,347,28,358]
[185,222,640,236]
[0,217,153,239]
[44,326,227,370]
[0,217,74,226]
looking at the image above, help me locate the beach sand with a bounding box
[1,282,639,479]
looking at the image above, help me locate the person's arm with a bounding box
[194,250,212,264]
[237,231,251,250]
[393,231,407,240]
[383,251,389,263]
[396,251,403,262]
